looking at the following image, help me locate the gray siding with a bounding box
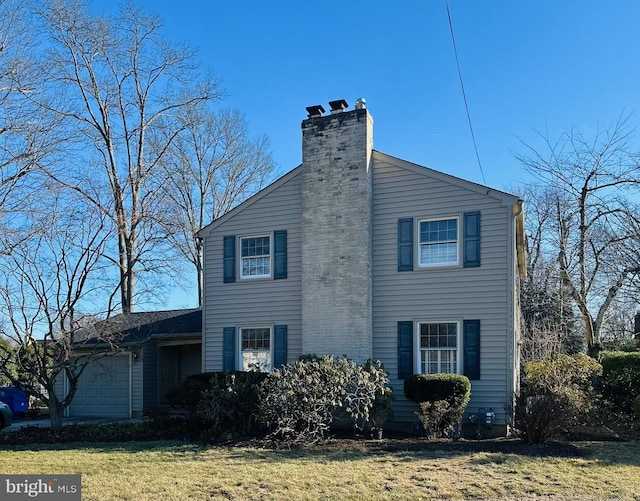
[201,171,303,371]
[371,152,518,424]
[142,341,158,411]
[131,350,143,416]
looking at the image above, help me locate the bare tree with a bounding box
[152,108,274,305]
[514,184,582,363]
[518,116,640,359]
[29,0,220,313]
[0,187,120,429]
[0,0,60,215]
[599,298,638,350]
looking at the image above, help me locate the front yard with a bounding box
[0,438,639,500]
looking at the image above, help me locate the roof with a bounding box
[74,308,202,346]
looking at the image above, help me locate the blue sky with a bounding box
[95,0,640,308]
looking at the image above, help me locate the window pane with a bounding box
[241,328,270,350]
[420,242,458,265]
[420,219,457,243]
[419,322,458,375]
[240,236,271,277]
[242,351,271,372]
[428,351,438,374]
[420,322,457,349]
[419,219,458,266]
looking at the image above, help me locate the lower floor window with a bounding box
[418,321,459,374]
[240,327,271,371]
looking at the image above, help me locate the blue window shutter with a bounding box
[397,321,414,379]
[463,211,481,268]
[397,218,414,272]
[273,325,288,368]
[223,327,236,371]
[274,230,287,280]
[223,236,236,283]
[463,320,481,380]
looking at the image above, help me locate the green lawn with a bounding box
[0,439,639,500]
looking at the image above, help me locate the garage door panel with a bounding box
[70,355,130,418]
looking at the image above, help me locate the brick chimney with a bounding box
[300,100,374,362]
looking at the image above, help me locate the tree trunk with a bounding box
[587,342,601,361]
[49,397,64,430]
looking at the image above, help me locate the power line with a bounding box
[445,0,487,185]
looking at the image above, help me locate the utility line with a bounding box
[445,0,487,185]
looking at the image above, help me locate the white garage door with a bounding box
[69,355,130,417]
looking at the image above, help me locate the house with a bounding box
[198,99,526,434]
[56,308,201,418]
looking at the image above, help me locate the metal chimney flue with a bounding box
[306,105,325,119]
[329,99,348,114]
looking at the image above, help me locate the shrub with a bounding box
[525,353,601,395]
[258,356,392,447]
[163,372,220,414]
[601,351,640,414]
[197,371,267,439]
[515,354,602,444]
[515,394,571,444]
[0,418,197,445]
[403,374,471,438]
[362,359,394,438]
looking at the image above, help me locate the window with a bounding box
[418,217,459,267]
[240,236,271,278]
[418,321,460,374]
[239,327,272,371]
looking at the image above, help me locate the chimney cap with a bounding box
[305,105,325,118]
[355,97,366,110]
[329,99,349,114]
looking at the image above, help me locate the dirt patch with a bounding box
[315,436,585,457]
[236,428,589,458]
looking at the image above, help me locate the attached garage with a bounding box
[68,355,131,418]
[56,308,201,418]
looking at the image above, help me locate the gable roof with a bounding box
[74,308,201,346]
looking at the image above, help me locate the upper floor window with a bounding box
[419,217,459,267]
[418,321,460,374]
[240,235,271,279]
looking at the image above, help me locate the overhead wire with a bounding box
[445,0,487,185]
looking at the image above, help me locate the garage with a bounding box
[68,354,131,418]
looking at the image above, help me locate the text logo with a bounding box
[0,475,81,500]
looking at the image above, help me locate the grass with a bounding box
[0,439,639,500]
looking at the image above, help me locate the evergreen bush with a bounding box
[601,351,640,415]
[403,374,471,438]
[258,356,392,447]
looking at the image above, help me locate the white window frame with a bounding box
[417,216,460,268]
[238,326,273,372]
[239,234,272,279]
[415,320,462,375]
